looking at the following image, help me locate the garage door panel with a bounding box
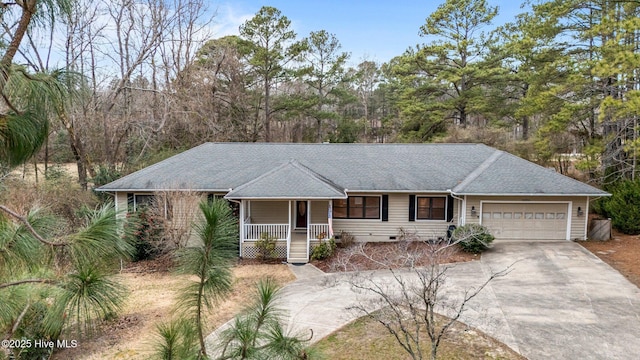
[481,203,568,241]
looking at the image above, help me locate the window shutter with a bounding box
[382,195,389,221]
[408,195,415,222]
[446,195,454,222]
[127,193,134,212]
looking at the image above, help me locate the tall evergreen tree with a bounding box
[301,30,350,142]
[239,6,306,142]
[414,0,499,128]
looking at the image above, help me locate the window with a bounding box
[133,194,154,211]
[416,197,446,220]
[333,196,380,219]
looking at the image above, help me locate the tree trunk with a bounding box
[264,77,271,142]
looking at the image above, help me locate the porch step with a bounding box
[288,258,308,264]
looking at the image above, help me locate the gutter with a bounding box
[448,190,465,225]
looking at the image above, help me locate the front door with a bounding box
[296,201,308,229]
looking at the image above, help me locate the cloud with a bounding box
[208,3,254,38]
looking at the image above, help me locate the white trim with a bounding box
[294,200,309,230]
[101,188,230,192]
[463,195,468,225]
[226,196,347,200]
[287,200,292,261]
[332,194,383,221]
[583,196,590,240]
[479,200,572,241]
[414,195,448,222]
[455,192,608,197]
[346,190,453,194]
[238,200,245,257]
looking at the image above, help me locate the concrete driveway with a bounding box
[207,242,640,359]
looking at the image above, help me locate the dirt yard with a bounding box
[580,231,640,288]
[53,259,295,360]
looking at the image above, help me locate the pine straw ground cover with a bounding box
[580,231,640,288]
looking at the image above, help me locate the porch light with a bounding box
[471,206,476,216]
[577,207,584,217]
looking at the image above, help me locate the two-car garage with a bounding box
[480,202,570,241]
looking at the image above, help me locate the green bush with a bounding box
[255,232,278,261]
[126,208,163,261]
[452,224,494,253]
[601,179,640,234]
[311,238,336,260]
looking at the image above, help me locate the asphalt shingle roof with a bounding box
[97,142,608,197]
[225,160,347,199]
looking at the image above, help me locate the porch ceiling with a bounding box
[225,159,347,199]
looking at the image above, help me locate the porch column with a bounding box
[238,200,245,257]
[287,200,292,260]
[328,200,334,238]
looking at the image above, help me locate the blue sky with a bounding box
[213,0,529,65]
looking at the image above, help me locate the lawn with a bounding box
[311,313,525,360]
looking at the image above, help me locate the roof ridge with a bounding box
[96,143,211,191]
[225,159,346,198]
[286,159,346,194]
[452,150,504,193]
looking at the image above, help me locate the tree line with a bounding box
[1,0,639,187]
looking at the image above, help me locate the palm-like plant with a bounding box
[217,278,311,360]
[174,198,239,358]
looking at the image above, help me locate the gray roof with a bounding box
[97,142,608,198]
[225,160,346,199]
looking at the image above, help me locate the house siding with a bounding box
[310,201,328,223]
[333,193,457,242]
[464,195,588,240]
[115,192,128,220]
[249,201,288,223]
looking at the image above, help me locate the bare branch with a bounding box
[0,205,67,246]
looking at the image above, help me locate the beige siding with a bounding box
[310,201,329,223]
[249,201,288,223]
[115,192,128,221]
[333,193,457,242]
[465,196,589,241]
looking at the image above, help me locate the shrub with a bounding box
[452,224,494,253]
[337,230,355,248]
[255,232,278,261]
[311,238,336,260]
[601,179,640,234]
[126,208,163,261]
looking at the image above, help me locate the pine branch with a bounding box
[0,205,67,246]
[0,278,58,290]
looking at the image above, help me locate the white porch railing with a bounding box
[244,224,289,241]
[308,224,330,240]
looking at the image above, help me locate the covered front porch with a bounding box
[238,200,332,263]
[224,159,346,263]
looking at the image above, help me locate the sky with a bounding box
[211,0,530,65]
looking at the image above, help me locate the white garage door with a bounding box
[481,203,569,240]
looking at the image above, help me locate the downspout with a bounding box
[584,196,590,241]
[227,198,243,257]
[448,190,465,225]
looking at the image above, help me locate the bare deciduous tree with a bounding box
[344,230,511,360]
